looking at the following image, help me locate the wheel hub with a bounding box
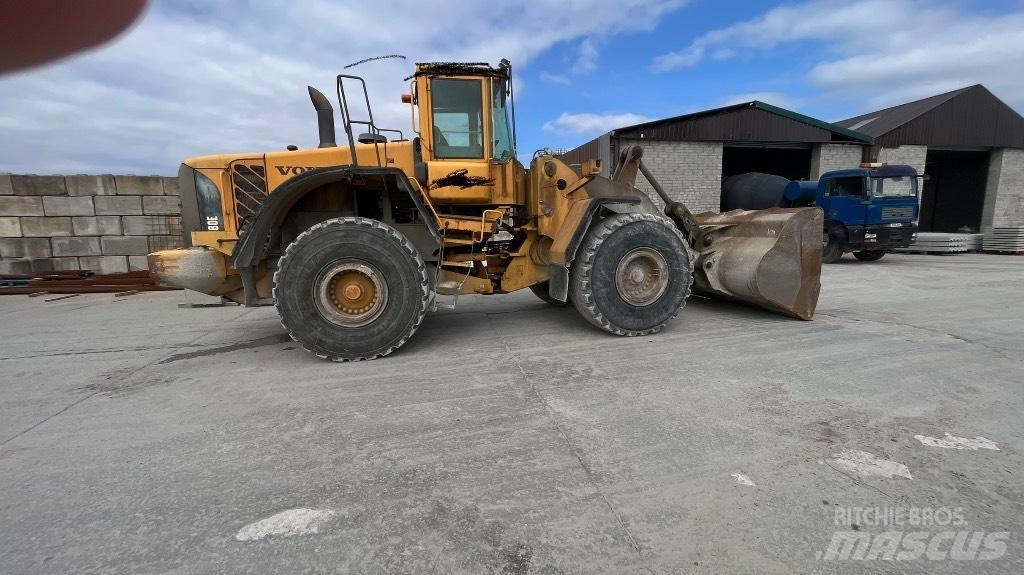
[614,247,669,306]
[314,260,388,327]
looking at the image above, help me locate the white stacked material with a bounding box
[966,234,985,251]
[984,227,1024,252]
[894,232,981,254]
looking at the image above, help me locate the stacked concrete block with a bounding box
[143,195,181,214]
[0,174,13,195]
[620,139,724,213]
[95,196,143,215]
[811,144,864,178]
[20,217,73,237]
[66,175,116,196]
[52,237,102,257]
[0,217,21,237]
[0,237,51,258]
[72,216,122,236]
[0,173,182,274]
[0,196,45,216]
[101,236,150,255]
[11,175,66,196]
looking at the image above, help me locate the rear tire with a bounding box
[853,250,886,261]
[823,229,845,264]
[273,217,429,361]
[570,212,692,336]
[530,282,571,306]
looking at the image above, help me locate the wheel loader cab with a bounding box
[413,64,522,206]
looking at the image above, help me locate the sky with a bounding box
[1,0,1023,175]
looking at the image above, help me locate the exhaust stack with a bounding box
[307,86,337,148]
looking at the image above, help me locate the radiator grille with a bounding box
[881,206,914,220]
[231,163,268,229]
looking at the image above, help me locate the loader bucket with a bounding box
[691,207,823,320]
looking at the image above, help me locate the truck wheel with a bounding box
[273,217,430,361]
[570,212,692,336]
[853,250,886,262]
[823,229,844,264]
[529,282,571,306]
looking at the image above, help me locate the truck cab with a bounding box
[787,164,919,262]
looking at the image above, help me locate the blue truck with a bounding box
[721,164,920,263]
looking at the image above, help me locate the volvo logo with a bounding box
[274,166,318,176]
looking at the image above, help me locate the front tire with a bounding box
[853,250,886,261]
[823,229,845,264]
[570,212,692,336]
[273,217,429,361]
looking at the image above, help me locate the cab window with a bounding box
[491,78,513,161]
[826,176,866,197]
[431,79,484,159]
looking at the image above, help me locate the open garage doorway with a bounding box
[722,145,812,181]
[920,150,990,232]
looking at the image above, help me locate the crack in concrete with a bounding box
[817,312,1016,360]
[501,342,644,558]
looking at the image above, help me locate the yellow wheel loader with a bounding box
[148,60,822,361]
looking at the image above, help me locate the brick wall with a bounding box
[877,145,928,176]
[981,148,1024,232]
[0,174,182,275]
[810,144,864,178]
[621,139,723,213]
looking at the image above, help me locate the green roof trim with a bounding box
[612,100,873,143]
[753,101,872,143]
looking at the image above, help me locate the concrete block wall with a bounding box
[620,139,723,213]
[0,173,182,275]
[811,144,864,178]
[981,148,1024,232]
[877,145,928,177]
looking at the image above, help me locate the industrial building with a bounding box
[837,85,1024,233]
[561,85,1024,233]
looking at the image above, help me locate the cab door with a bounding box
[822,176,869,226]
[423,77,493,204]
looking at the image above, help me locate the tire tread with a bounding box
[272,217,430,361]
[570,212,694,336]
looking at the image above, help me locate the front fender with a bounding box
[230,166,439,269]
[545,196,642,301]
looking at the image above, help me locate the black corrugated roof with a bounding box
[613,100,871,143]
[835,86,973,137]
[836,85,1024,148]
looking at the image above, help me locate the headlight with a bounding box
[194,171,224,231]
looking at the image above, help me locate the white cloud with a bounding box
[651,0,1024,109]
[540,72,571,86]
[542,112,653,136]
[651,45,704,72]
[573,38,599,74]
[0,0,685,174]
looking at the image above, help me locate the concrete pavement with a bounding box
[1,253,1022,573]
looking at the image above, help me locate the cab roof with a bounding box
[406,60,510,80]
[825,164,918,179]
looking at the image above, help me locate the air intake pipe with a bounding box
[307,86,337,148]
